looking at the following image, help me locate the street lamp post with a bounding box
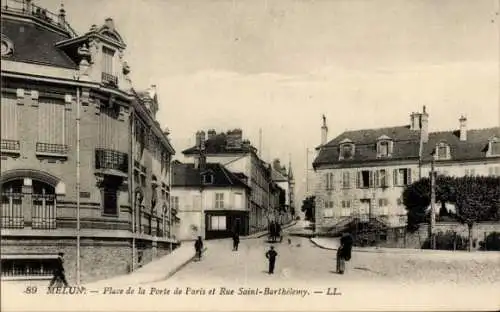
[429,150,436,250]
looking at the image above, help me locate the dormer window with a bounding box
[339,139,355,160]
[487,137,500,157]
[435,142,451,160]
[102,46,117,86]
[202,173,214,185]
[376,135,393,158]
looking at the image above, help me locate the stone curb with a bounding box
[309,238,500,257]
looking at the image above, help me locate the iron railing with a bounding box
[95,149,128,173]
[1,192,24,228]
[32,193,56,229]
[0,139,20,151]
[102,72,118,86]
[36,142,68,155]
[1,0,78,37]
[1,258,58,278]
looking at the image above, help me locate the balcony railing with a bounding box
[102,72,118,86]
[2,0,78,37]
[36,142,68,155]
[0,139,20,152]
[95,149,128,173]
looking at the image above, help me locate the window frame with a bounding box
[209,215,226,231]
[215,193,224,209]
[339,143,355,160]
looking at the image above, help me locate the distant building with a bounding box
[1,1,176,284]
[182,129,274,233]
[271,159,295,224]
[171,161,250,240]
[313,107,500,234]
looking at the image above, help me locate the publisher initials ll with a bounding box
[326,288,341,296]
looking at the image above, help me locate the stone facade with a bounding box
[1,3,178,284]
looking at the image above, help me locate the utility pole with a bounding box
[429,149,436,249]
[74,75,81,286]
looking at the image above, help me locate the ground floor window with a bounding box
[1,256,59,279]
[209,215,226,231]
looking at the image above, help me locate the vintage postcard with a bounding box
[1,0,499,311]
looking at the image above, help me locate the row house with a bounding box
[182,129,275,234]
[171,161,251,240]
[271,159,295,224]
[312,107,500,234]
[0,0,176,284]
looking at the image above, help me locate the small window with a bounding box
[203,174,214,184]
[339,143,355,160]
[490,139,500,156]
[1,257,59,279]
[436,143,450,160]
[325,172,334,190]
[215,193,224,209]
[209,215,226,231]
[171,196,179,211]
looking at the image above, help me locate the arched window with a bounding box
[1,180,23,228]
[32,180,56,229]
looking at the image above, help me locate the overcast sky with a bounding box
[43,0,500,205]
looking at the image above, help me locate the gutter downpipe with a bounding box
[75,76,81,285]
[130,109,136,271]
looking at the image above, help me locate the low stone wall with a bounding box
[380,222,500,250]
[1,237,178,284]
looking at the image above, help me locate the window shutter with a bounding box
[407,168,412,184]
[389,141,394,155]
[356,171,361,188]
[324,173,329,190]
[393,169,398,186]
[374,170,380,187]
[376,143,380,157]
[369,171,374,188]
[386,169,391,187]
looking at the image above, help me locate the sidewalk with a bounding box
[85,244,207,288]
[310,237,500,260]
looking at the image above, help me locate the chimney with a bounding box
[58,3,66,27]
[321,115,328,145]
[207,129,216,140]
[459,115,467,141]
[234,128,242,148]
[195,131,202,149]
[420,106,429,143]
[273,159,281,171]
[104,18,115,30]
[199,130,206,150]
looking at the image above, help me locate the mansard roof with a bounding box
[172,162,250,190]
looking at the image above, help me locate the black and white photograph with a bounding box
[1,0,499,311]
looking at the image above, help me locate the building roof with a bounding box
[272,168,288,182]
[182,132,256,155]
[172,162,250,189]
[313,125,420,166]
[422,127,500,162]
[1,18,77,69]
[313,123,500,167]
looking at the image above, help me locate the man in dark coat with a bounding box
[265,246,278,274]
[336,233,353,274]
[194,236,203,261]
[49,252,69,288]
[232,232,240,251]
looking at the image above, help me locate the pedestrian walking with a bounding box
[265,245,278,274]
[194,236,203,261]
[49,252,69,288]
[336,232,353,274]
[232,232,240,251]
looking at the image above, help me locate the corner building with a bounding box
[1,0,177,284]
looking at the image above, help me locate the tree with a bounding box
[403,175,500,251]
[301,196,315,222]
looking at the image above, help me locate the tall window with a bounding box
[209,215,226,231]
[98,105,122,151]
[342,171,351,189]
[357,170,372,188]
[37,98,66,153]
[325,172,334,190]
[375,169,387,187]
[215,193,224,209]
[32,181,56,229]
[393,168,411,186]
[1,94,18,142]
[234,193,243,210]
[101,178,120,216]
[1,180,23,228]
[102,46,115,75]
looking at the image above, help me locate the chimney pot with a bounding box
[459,115,467,141]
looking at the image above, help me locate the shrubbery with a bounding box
[479,232,500,251]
